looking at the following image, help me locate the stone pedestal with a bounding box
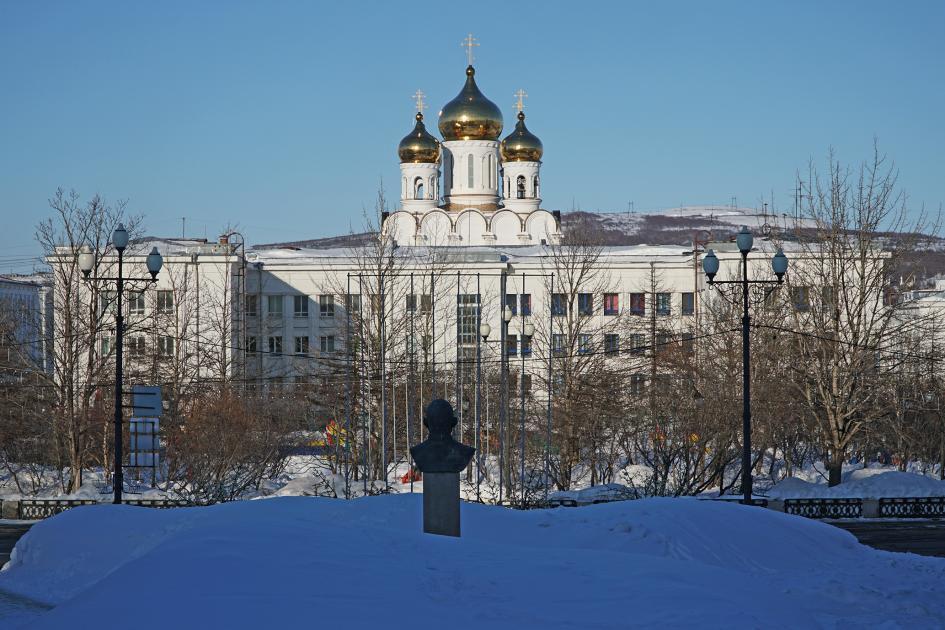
[423,472,461,536]
[410,399,475,538]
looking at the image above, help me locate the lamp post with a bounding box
[477,320,491,501]
[78,225,163,504]
[520,319,534,507]
[500,302,513,503]
[702,226,787,505]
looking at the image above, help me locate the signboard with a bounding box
[129,418,159,468]
[132,385,163,417]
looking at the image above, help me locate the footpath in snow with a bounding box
[2,495,945,628]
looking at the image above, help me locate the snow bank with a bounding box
[768,469,945,499]
[2,496,944,628]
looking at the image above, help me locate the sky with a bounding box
[1,1,943,272]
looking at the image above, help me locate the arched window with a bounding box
[414,178,424,200]
[467,154,475,188]
[516,175,526,199]
[533,176,540,198]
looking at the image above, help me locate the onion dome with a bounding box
[398,112,440,163]
[438,66,503,141]
[501,111,543,162]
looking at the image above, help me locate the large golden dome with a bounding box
[438,66,503,141]
[398,112,440,163]
[501,111,543,162]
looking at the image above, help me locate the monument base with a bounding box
[423,472,461,537]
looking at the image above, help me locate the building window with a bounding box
[319,294,334,317]
[604,333,620,354]
[268,336,283,354]
[630,333,646,355]
[578,334,593,354]
[552,372,564,396]
[603,293,619,316]
[522,374,532,393]
[520,294,532,316]
[656,292,671,316]
[414,177,424,200]
[294,295,309,318]
[516,175,526,199]
[792,286,810,312]
[127,336,146,356]
[158,335,175,357]
[267,295,283,317]
[245,294,258,317]
[505,293,517,316]
[578,293,593,316]
[295,336,310,355]
[406,295,416,312]
[630,374,645,396]
[656,332,673,353]
[630,292,645,316]
[128,291,145,315]
[467,153,474,188]
[552,334,565,356]
[101,336,113,356]
[533,176,539,198]
[521,335,532,357]
[247,336,257,353]
[345,294,361,314]
[552,294,567,316]
[456,294,479,346]
[320,335,335,353]
[507,334,518,357]
[157,290,174,314]
[100,290,117,316]
[682,292,695,316]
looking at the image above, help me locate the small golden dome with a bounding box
[398,112,440,163]
[438,66,503,141]
[501,111,543,162]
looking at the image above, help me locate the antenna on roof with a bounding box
[181,217,186,239]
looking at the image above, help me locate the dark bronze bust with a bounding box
[410,399,475,474]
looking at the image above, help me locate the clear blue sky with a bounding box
[1,1,943,271]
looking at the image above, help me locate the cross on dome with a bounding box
[514,88,528,113]
[412,89,427,114]
[461,33,479,65]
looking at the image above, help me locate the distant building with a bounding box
[0,273,53,376]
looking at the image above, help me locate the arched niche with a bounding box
[525,210,557,244]
[455,210,488,245]
[420,210,453,246]
[490,210,522,242]
[385,211,418,244]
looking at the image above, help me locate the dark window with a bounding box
[268,336,282,354]
[604,333,620,354]
[682,332,695,354]
[247,336,257,353]
[578,293,593,316]
[630,333,646,355]
[345,294,361,314]
[656,332,673,353]
[603,293,619,315]
[552,334,565,355]
[266,295,283,317]
[792,287,810,312]
[420,294,432,313]
[319,295,334,317]
[294,295,309,318]
[516,175,526,199]
[320,335,335,353]
[295,336,310,355]
[456,294,478,346]
[245,295,258,317]
[681,292,694,316]
[578,334,593,354]
[159,335,175,356]
[656,292,671,316]
[552,294,567,316]
[630,374,646,396]
[521,335,532,357]
[520,294,532,316]
[630,292,645,316]
[157,290,174,314]
[507,334,518,356]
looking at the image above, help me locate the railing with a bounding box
[783,498,862,519]
[879,497,945,518]
[18,499,99,520]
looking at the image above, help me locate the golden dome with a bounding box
[438,66,503,141]
[501,111,543,162]
[398,112,440,163]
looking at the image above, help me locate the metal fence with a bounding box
[16,498,202,519]
[879,497,945,518]
[783,498,862,519]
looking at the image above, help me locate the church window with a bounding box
[414,178,424,200]
[467,154,474,188]
[516,175,526,199]
[533,176,540,198]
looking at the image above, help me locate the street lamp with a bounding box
[701,226,787,505]
[520,317,534,507]
[78,224,163,504]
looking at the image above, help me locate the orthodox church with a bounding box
[383,37,562,247]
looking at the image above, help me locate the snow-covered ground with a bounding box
[768,468,945,499]
[2,495,945,628]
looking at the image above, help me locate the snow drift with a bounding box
[2,496,945,628]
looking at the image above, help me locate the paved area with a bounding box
[0,523,33,568]
[829,519,945,557]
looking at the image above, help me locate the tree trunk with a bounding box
[827,452,843,487]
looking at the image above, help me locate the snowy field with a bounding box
[2,496,945,628]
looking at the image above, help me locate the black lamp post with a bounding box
[78,225,163,504]
[702,226,787,504]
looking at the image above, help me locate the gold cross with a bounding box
[461,33,479,65]
[514,88,528,113]
[412,89,427,114]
